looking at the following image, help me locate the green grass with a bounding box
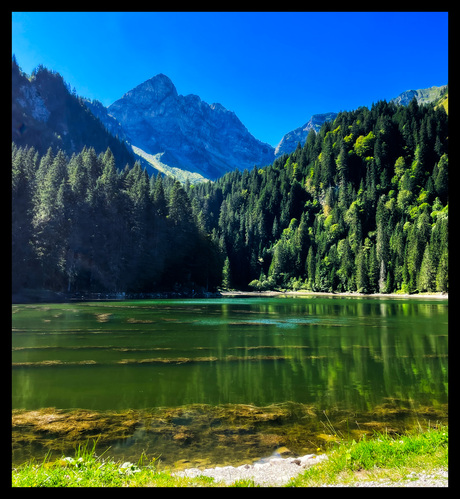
[12,441,218,487]
[287,424,448,487]
[12,426,448,487]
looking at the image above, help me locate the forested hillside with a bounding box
[12,58,134,168]
[187,98,448,294]
[12,97,448,297]
[12,146,222,295]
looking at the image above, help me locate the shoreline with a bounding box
[12,288,448,304]
[173,453,329,486]
[12,428,448,487]
[222,290,449,300]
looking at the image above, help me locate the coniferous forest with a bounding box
[12,97,448,297]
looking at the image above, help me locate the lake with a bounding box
[12,295,448,468]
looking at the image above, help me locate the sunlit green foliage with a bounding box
[186,97,448,293]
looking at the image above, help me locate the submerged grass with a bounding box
[12,425,448,487]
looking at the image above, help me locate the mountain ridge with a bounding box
[106,74,275,181]
[390,85,447,106]
[12,58,447,183]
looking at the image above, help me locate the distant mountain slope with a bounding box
[274,85,448,159]
[274,112,338,157]
[106,74,275,181]
[390,85,447,106]
[12,59,134,169]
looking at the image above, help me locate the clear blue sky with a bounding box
[12,12,448,147]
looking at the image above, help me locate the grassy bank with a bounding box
[12,425,447,487]
[287,424,448,487]
[11,442,215,488]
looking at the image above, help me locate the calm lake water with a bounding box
[12,295,448,467]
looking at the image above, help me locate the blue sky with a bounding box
[12,12,448,147]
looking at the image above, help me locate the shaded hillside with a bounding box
[12,58,134,169]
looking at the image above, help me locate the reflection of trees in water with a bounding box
[12,298,448,465]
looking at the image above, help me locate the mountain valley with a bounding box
[12,56,448,297]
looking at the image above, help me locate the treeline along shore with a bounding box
[13,98,448,298]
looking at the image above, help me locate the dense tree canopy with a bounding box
[12,145,222,294]
[186,98,448,294]
[12,97,448,296]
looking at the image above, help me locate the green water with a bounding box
[12,295,448,466]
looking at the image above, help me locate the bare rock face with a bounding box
[107,74,275,180]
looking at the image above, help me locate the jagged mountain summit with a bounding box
[106,74,275,181]
[274,112,338,157]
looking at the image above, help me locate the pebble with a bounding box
[173,453,328,486]
[322,469,448,488]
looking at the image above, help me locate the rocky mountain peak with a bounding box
[107,74,275,180]
[142,73,178,99]
[109,73,179,119]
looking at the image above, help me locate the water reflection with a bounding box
[12,297,448,413]
[12,296,448,466]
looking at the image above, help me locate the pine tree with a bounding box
[436,248,448,292]
[222,256,231,290]
[151,173,168,217]
[367,243,379,293]
[434,154,448,204]
[96,148,118,204]
[320,134,335,188]
[306,246,315,290]
[355,243,369,293]
[12,145,38,291]
[418,243,436,292]
[168,180,194,228]
[336,144,348,185]
[337,237,354,292]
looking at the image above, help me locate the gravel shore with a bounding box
[221,290,448,300]
[174,453,328,486]
[321,469,448,488]
[174,454,448,487]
